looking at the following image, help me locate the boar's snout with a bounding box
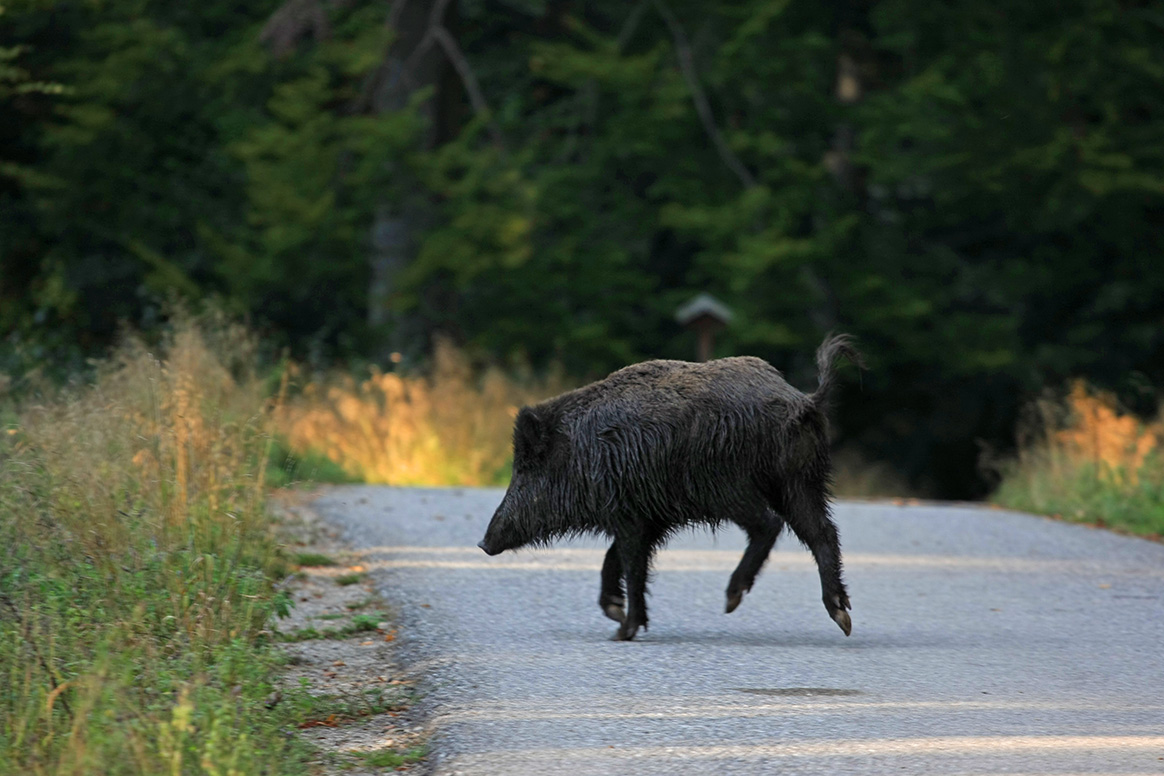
[477,538,501,556]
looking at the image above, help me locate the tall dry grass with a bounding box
[993,380,1164,537]
[0,313,309,775]
[278,339,569,486]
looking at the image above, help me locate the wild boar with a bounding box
[477,334,861,641]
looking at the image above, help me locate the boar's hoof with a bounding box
[613,623,640,641]
[831,608,852,637]
[602,597,627,624]
[725,590,744,614]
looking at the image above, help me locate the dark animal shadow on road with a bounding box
[621,631,859,648]
[557,628,957,650]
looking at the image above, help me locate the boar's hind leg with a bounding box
[613,532,655,641]
[725,510,783,614]
[780,484,852,636]
[599,541,626,624]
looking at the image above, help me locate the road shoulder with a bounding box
[271,490,430,775]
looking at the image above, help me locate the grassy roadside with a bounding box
[267,499,427,773]
[0,315,314,775]
[993,381,1164,539]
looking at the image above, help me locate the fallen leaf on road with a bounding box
[299,714,339,728]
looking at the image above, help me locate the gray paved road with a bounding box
[313,486,1164,775]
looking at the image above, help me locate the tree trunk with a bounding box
[367,0,459,351]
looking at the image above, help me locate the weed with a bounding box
[282,627,329,642]
[359,745,427,768]
[295,552,338,567]
[335,572,366,586]
[280,613,386,641]
[349,613,383,632]
[288,684,410,727]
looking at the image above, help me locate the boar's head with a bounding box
[478,406,562,555]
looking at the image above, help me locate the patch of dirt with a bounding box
[271,490,428,774]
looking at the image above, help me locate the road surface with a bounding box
[312,486,1164,775]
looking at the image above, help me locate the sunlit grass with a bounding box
[994,380,1164,537]
[277,338,569,486]
[0,312,313,774]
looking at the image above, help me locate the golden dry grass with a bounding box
[277,339,569,486]
[1052,381,1160,485]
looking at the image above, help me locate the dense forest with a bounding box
[2,0,1163,497]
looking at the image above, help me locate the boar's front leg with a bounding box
[614,530,655,641]
[599,541,626,624]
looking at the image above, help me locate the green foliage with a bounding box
[2,0,1162,495]
[222,6,425,347]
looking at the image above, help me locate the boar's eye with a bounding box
[514,407,551,460]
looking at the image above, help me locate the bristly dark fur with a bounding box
[479,334,862,640]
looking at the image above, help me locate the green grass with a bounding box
[992,384,1164,539]
[334,572,366,586]
[0,315,320,774]
[266,436,360,488]
[287,682,410,726]
[280,613,386,642]
[994,455,1164,538]
[358,745,427,768]
[294,552,338,567]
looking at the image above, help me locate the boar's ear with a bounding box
[514,407,551,459]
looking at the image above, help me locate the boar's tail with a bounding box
[811,334,863,409]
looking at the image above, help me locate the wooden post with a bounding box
[675,293,733,362]
[696,322,714,362]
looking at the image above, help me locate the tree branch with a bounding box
[260,0,333,58]
[617,0,651,51]
[431,26,504,147]
[653,0,756,189]
[379,0,502,146]
[385,0,410,34]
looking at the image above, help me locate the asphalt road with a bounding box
[312,486,1164,775]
